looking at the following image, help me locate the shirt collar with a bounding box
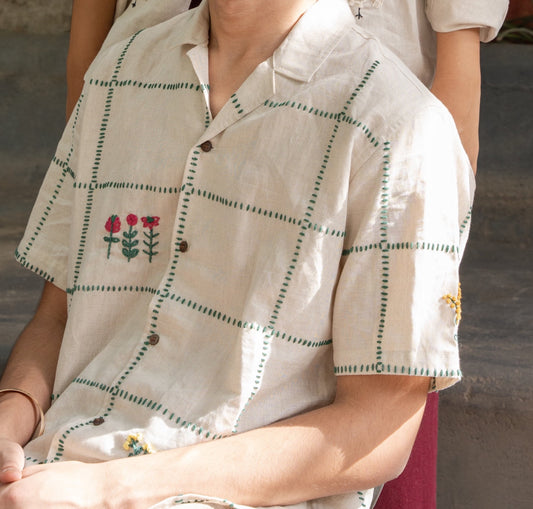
[173,0,355,83]
[273,0,355,83]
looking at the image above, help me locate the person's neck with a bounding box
[207,0,317,117]
[208,0,317,63]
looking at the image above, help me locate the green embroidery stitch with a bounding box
[230,93,244,115]
[14,249,55,283]
[334,364,462,378]
[122,214,140,262]
[141,216,160,262]
[459,207,473,236]
[73,181,180,193]
[103,215,121,258]
[66,284,158,296]
[342,240,459,257]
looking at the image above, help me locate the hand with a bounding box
[0,461,107,508]
[0,438,24,484]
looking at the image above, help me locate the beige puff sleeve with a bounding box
[426,0,509,42]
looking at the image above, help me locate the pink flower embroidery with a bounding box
[105,215,121,233]
[126,214,138,227]
[141,216,160,230]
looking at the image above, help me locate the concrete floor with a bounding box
[0,32,532,508]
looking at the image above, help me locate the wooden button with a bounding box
[200,140,213,152]
[92,417,105,426]
[179,240,189,253]
[148,333,160,345]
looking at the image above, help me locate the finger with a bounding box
[0,466,22,483]
[0,443,24,484]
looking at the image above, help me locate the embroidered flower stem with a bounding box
[103,215,121,259]
[142,216,160,263]
[122,214,139,262]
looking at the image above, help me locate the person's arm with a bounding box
[431,28,481,173]
[0,374,428,507]
[66,0,117,119]
[0,282,67,483]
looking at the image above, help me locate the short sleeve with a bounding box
[14,94,86,291]
[426,0,509,42]
[332,104,475,391]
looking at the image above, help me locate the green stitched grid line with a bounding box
[72,377,227,441]
[52,419,93,462]
[73,181,180,194]
[375,141,391,373]
[232,61,382,430]
[51,156,75,180]
[459,206,473,236]
[14,248,55,283]
[66,284,158,296]
[342,60,380,112]
[18,86,80,258]
[263,61,381,149]
[230,92,244,115]
[334,364,462,378]
[19,159,71,261]
[341,240,459,257]
[24,456,41,465]
[204,105,211,129]
[51,31,144,463]
[264,99,339,120]
[64,91,85,169]
[263,99,381,148]
[167,292,332,349]
[88,78,208,92]
[192,186,346,238]
[357,491,368,508]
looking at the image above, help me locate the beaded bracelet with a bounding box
[0,388,45,438]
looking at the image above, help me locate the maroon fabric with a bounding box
[374,392,439,509]
[189,0,202,9]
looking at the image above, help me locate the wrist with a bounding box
[0,390,42,445]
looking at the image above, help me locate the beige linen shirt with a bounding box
[17,0,473,507]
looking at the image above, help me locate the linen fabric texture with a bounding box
[16,0,474,507]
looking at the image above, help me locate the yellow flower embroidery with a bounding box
[123,433,155,456]
[442,283,462,324]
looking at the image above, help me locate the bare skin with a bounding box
[66,0,116,119]
[431,28,481,173]
[0,282,66,483]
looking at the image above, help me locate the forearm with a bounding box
[0,282,66,445]
[105,375,429,508]
[431,28,481,173]
[66,0,117,118]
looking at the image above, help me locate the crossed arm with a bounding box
[0,282,429,508]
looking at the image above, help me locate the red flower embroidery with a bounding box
[126,214,138,227]
[105,215,121,233]
[141,216,160,230]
